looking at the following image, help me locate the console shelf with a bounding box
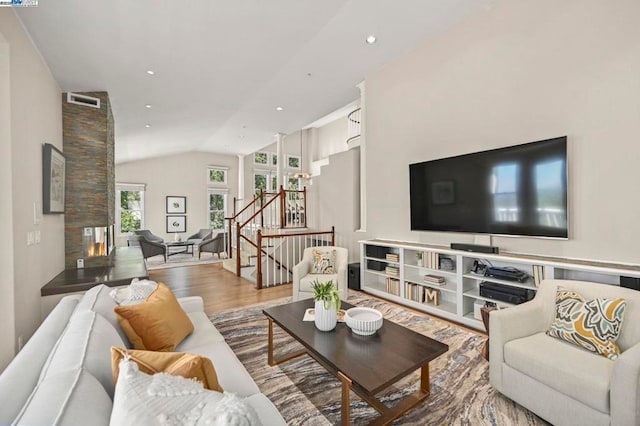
[360,239,640,331]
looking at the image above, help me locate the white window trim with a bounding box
[207,166,228,185]
[116,183,146,236]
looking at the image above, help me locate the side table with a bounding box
[481,306,496,361]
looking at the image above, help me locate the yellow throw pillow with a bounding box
[111,347,223,392]
[114,283,194,351]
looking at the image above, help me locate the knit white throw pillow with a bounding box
[109,278,158,306]
[110,358,261,426]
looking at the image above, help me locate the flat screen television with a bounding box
[409,136,568,238]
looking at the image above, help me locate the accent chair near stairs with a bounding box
[292,246,348,301]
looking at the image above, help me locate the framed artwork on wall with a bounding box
[43,143,66,214]
[166,215,187,233]
[166,196,186,214]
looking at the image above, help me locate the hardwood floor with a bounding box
[148,262,292,315]
[148,262,484,336]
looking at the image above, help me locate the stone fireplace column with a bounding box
[62,92,115,269]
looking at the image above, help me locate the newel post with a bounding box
[256,229,263,289]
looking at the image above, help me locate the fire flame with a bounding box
[87,242,106,257]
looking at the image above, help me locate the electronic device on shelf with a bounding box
[479,282,535,305]
[484,266,529,282]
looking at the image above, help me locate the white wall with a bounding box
[364,0,640,264]
[312,116,348,161]
[115,151,238,244]
[0,10,64,371]
[307,149,360,261]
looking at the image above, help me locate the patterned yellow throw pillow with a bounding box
[311,249,336,274]
[546,287,626,360]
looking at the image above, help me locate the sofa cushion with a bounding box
[176,312,226,351]
[546,287,626,360]
[504,332,614,413]
[76,284,130,346]
[244,394,287,426]
[181,340,260,397]
[114,283,194,351]
[111,347,223,392]
[110,359,261,426]
[39,310,124,397]
[0,297,79,425]
[311,248,336,274]
[299,273,338,293]
[12,369,111,426]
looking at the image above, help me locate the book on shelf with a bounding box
[404,282,425,303]
[531,264,544,287]
[385,266,399,276]
[385,253,399,262]
[424,274,445,285]
[386,277,400,296]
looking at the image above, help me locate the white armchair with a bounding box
[490,279,640,426]
[292,246,348,301]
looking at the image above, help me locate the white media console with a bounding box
[359,239,640,331]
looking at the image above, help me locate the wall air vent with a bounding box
[66,93,100,109]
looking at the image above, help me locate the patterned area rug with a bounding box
[145,253,224,270]
[210,292,549,425]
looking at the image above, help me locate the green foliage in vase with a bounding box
[311,280,341,311]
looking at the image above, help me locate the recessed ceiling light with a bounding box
[145,124,151,128]
[276,106,284,111]
[146,70,155,75]
[366,35,377,45]
[145,104,152,109]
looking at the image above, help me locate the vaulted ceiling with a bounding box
[17,0,489,163]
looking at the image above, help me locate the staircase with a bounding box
[223,186,335,289]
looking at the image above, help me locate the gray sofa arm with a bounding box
[489,298,547,392]
[178,296,204,313]
[611,342,640,426]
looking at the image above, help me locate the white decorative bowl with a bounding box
[344,307,383,336]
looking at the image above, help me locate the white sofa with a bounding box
[490,279,640,426]
[0,284,285,425]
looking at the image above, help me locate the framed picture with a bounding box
[43,143,66,214]
[166,215,187,233]
[166,196,186,214]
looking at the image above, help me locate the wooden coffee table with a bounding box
[263,299,448,425]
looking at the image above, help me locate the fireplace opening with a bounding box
[83,225,114,258]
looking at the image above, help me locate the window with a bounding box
[271,154,277,166]
[116,183,145,235]
[254,170,278,195]
[288,177,301,190]
[254,152,268,165]
[208,166,228,185]
[208,189,227,230]
[287,155,301,169]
